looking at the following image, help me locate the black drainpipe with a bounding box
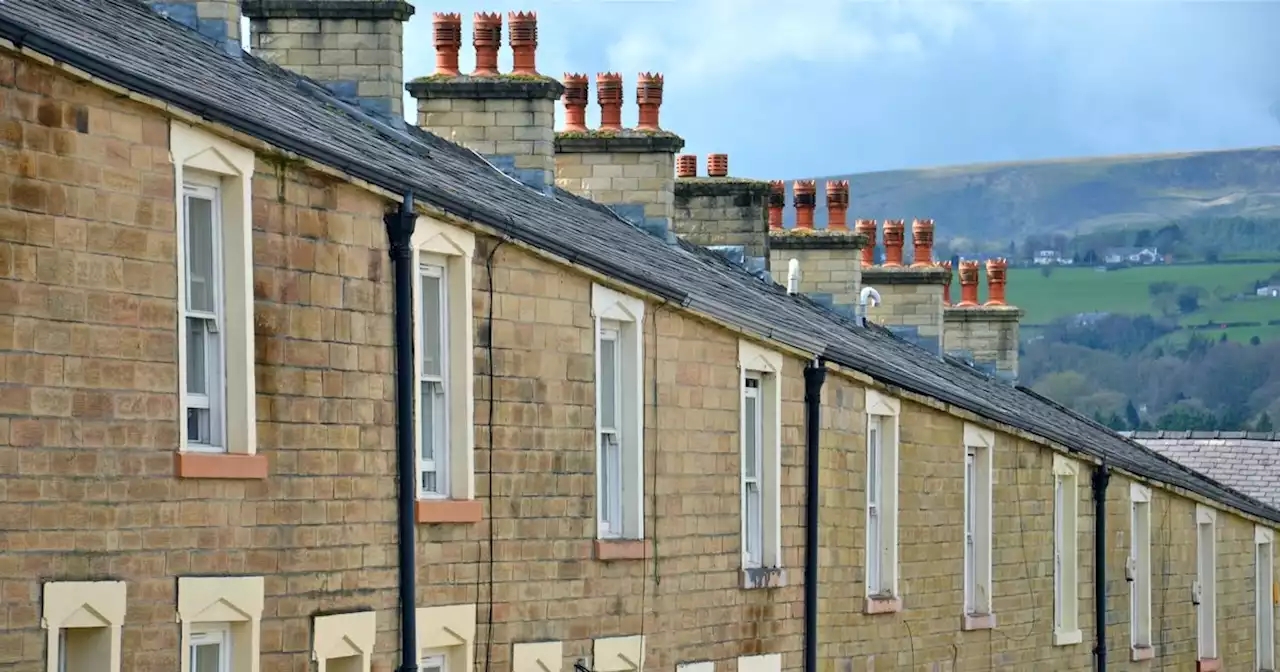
[1092,462,1111,672]
[803,358,828,672]
[385,192,419,672]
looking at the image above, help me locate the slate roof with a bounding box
[1125,432,1280,509]
[4,0,1279,524]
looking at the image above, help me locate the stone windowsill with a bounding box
[962,612,996,631]
[1053,629,1083,646]
[740,567,787,590]
[415,499,483,524]
[1130,645,1155,662]
[594,539,652,561]
[175,452,268,480]
[1196,658,1221,672]
[863,595,903,615]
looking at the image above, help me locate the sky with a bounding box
[257,1,1280,180]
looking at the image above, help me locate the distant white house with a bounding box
[1033,250,1073,265]
[1103,246,1160,265]
[1258,285,1280,298]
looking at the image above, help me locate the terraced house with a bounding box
[2,1,1280,671]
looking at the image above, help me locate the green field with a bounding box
[993,262,1280,343]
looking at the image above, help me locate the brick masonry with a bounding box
[767,232,864,318]
[2,50,1278,672]
[673,178,771,271]
[242,0,415,118]
[555,133,684,241]
[860,266,949,354]
[944,306,1022,381]
[408,77,563,193]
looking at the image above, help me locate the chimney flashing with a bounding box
[241,0,415,22]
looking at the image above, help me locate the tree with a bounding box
[1125,400,1141,429]
[1251,335,1262,346]
[1258,412,1275,433]
[1156,401,1218,432]
[1176,287,1202,314]
[1041,266,1053,278]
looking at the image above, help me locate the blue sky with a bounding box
[297,1,1280,179]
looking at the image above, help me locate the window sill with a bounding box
[1129,645,1154,662]
[1053,629,1083,646]
[962,612,996,631]
[175,452,268,480]
[863,596,903,615]
[741,567,787,590]
[594,539,651,561]
[415,499,483,524]
[1195,659,1220,672]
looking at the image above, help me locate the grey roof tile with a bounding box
[3,0,1279,524]
[1130,437,1280,509]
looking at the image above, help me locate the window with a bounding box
[1129,484,1153,660]
[962,424,995,628]
[738,340,784,585]
[176,576,264,672]
[864,389,901,613]
[592,284,645,541]
[41,581,126,672]
[411,218,477,523]
[312,611,376,672]
[1196,505,1218,662]
[1052,455,1082,646]
[593,635,646,672]
[171,121,259,478]
[1257,526,1276,672]
[417,603,476,672]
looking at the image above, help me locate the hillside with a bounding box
[785,146,1280,242]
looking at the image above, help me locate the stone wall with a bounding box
[767,232,863,318]
[673,178,770,268]
[554,133,683,240]
[861,266,949,354]
[943,306,1022,380]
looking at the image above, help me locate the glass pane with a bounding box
[744,394,758,479]
[599,337,617,429]
[420,272,443,377]
[867,426,879,502]
[745,483,761,561]
[193,642,220,672]
[964,455,976,536]
[187,408,210,444]
[187,317,207,394]
[601,432,621,529]
[185,195,215,313]
[420,381,436,461]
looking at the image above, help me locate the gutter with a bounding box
[1092,463,1111,672]
[385,193,419,672]
[803,359,828,672]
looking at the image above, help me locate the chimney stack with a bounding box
[676,155,698,178]
[597,72,624,131]
[707,154,729,178]
[940,260,953,305]
[673,156,771,272]
[882,219,905,267]
[985,258,1009,306]
[943,257,1023,381]
[826,181,849,231]
[509,11,539,75]
[957,261,980,307]
[243,0,414,118]
[472,12,501,76]
[562,73,589,132]
[855,219,877,266]
[768,181,785,230]
[145,0,242,55]
[911,218,935,267]
[636,73,664,131]
[793,180,817,230]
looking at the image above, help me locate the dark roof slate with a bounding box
[3,0,1279,524]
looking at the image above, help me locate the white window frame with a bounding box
[181,181,226,452]
[742,375,763,566]
[417,261,450,498]
[1052,454,1082,646]
[1196,504,1219,662]
[592,283,645,541]
[421,653,448,672]
[1129,483,1154,660]
[864,389,900,610]
[176,576,264,672]
[417,603,476,672]
[411,219,477,503]
[1257,525,1276,672]
[738,340,784,583]
[190,627,232,672]
[962,424,995,626]
[172,121,256,459]
[41,581,127,672]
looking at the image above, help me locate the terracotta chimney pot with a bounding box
[432,13,462,76]
[985,258,1009,306]
[472,12,502,76]
[636,72,664,131]
[676,154,697,178]
[882,219,905,267]
[707,154,728,177]
[957,260,980,307]
[826,180,849,230]
[793,180,817,230]
[768,181,785,230]
[939,260,953,305]
[596,72,623,131]
[911,218,935,267]
[561,73,588,132]
[508,11,538,75]
[855,219,877,267]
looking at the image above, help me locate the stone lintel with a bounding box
[944,305,1024,322]
[768,231,867,251]
[407,76,565,101]
[674,178,771,200]
[242,0,415,21]
[861,266,950,285]
[554,131,685,154]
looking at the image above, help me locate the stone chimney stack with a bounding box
[943,258,1023,381]
[242,0,415,119]
[554,72,685,240]
[766,184,868,318]
[861,218,950,353]
[145,1,242,55]
[407,11,564,192]
[672,153,771,273]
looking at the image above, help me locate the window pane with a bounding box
[599,336,617,429]
[188,408,210,444]
[867,425,879,503]
[420,381,443,494]
[187,317,207,394]
[601,432,621,531]
[745,482,761,562]
[744,393,758,479]
[192,642,220,672]
[185,195,215,313]
[420,272,443,377]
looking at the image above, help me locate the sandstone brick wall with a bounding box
[554,142,677,240]
[943,307,1021,380]
[767,244,862,318]
[3,51,1278,672]
[858,269,948,355]
[672,180,770,262]
[413,92,556,191]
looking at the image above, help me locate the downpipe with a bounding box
[385,192,419,672]
[1092,463,1111,672]
[803,359,828,672]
